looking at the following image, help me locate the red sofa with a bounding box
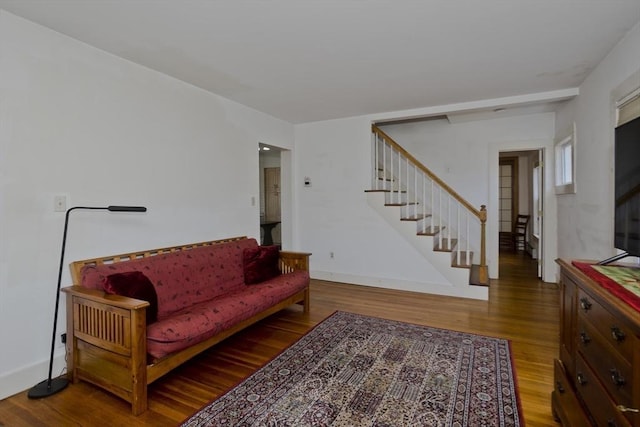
[62,236,310,414]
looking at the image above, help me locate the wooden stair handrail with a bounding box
[372,125,481,220]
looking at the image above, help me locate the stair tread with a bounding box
[417,225,442,236]
[400,214,428,221]
[388,202,418,207]
[434,238,458,252]
[364,189,407,193]
[451,251,473,268]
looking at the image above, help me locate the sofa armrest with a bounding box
[62,285,149,357]
[62,285,149,414]
[278,251,311,273]
[62,285,151,310]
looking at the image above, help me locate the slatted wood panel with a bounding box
[0,252,558,427]
[74,298,131,355]
[279,251,311,273]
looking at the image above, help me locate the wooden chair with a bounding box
[512,214,530,252]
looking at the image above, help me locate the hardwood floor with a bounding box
[0,252,560,426]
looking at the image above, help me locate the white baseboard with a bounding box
[311,270,488,300]
[0,351,66,400]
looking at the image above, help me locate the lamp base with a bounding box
[27,377,69,399]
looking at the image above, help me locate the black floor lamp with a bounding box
[28,205,147,398]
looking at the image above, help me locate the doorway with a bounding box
[259,144,282,246]
[498,150,542,278]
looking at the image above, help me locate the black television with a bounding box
[602,115,640,264]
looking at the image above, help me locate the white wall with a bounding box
[556,22,640,263]
[0,11,294,398]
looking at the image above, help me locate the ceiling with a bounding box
[1,1,639,124]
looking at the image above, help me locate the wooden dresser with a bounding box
[553,259,640,427]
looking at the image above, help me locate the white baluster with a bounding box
[389,144,394,202]
[466,211,471,265]
[406,157,409,216]
[430,180,434,233]
[421,172,427,233]
[413,165,418,218]
[457,205,461,265]
[382,141,387,191]
[446,194,450,247]
[372,132,377,190]
[438,188,442,247]
[397,150,402,205]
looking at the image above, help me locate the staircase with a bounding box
[366,125,489,299]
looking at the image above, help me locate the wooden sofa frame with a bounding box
[61,236,310,415]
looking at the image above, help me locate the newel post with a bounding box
[479,205,488,284]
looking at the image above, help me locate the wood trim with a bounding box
[372,125,482,219]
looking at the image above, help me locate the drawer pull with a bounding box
[579,297,592,311]
[617,405,640,413]
[555,381,565,394]
[610,369,625,387]
[610,326,626,342]
[579,331,591,344]
[576,373,587,386]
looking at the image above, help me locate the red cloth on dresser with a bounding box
[571,261,640,312]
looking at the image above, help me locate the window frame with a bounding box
[554,122,577,195]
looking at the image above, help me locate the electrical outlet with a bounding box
[60,333,66,344]
[330,252,334,259]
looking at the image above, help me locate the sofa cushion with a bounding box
[103,271,158,324]
[146,269,309,359]
[243,245,280,284]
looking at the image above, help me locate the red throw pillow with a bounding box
[243,245,281,284]
[103,271,158,324]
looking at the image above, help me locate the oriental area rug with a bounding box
[181,311,522,427]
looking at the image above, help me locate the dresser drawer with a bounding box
[575,354,632,427]
[577,288,636,363]
[577,315,634,406]
[552,359,592,427]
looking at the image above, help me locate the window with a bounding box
[554,123,576,194]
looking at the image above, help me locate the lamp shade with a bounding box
[107,206,147,212]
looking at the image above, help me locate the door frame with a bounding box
[258,144,293,249]
[489,140,557,283]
